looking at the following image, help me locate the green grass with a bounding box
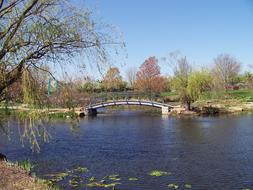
[160,91,180,102]
[200,89,253,102]
[161,89,253,103]
[16,160,34,173]
[226,89,253,101]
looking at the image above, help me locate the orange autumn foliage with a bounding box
[135,56,167,93]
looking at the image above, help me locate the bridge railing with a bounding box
[88,91,163,105]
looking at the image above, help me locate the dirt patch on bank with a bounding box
[0,161,49,190]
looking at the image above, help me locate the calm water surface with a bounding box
[1,111,253,190]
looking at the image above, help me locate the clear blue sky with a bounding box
[77,0,253,78]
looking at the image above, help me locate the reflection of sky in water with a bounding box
[1,112,253,190]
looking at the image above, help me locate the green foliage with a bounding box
[187,70,212,102]
[128,177,138,181]
[22,70,41,107]
[42,166,197,189]
[16,160,34,173]
[185,184,192,188]
[74,167,89,173]
[149,170,169,177]
[226,89,253,101]
[169,56,193,108]
[171,66,213,108]
[18,110,50,152]
[200,89,253,102]
[87,181,121,188]
[108,174,121,181]
[168,183,179,189]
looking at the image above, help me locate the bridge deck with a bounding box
[86,100,176,110]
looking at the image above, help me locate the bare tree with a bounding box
[126,66,137,88]
[212,54,241,89]
[0,0,122,99]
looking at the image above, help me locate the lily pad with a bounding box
[87,182,105,188]
[74,167,89,173]
[104,182,121,188]
[168,183,179,189]
[185,184,192,189]
[87,181,121,188]
[45,172,69,183]
[149,170,169,177]
[69,179,79,187]
[108,174,121,181]
[89,176,96,182]
[128,177,139,181]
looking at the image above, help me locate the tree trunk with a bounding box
[0,73,21,98]
[0,62,24,98]
[185,101,191,111]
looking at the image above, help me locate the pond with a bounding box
[1,111,253,189]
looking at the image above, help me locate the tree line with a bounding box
[1,1,252,110]
[2,51,253,109]
[75,52,252,110]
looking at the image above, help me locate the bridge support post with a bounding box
[161,106,169,115]
[85,108,97,116]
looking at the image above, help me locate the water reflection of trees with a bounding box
[0,110,81,153]
[0,113,10,139]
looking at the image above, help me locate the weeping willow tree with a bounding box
[0,0,123,98]
[0,0,124,152]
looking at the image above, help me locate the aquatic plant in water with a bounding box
[86,174,122,189]
[168,183,179,189]
[108,174,121,181]
[43,166,194,189]
[69,178,79,187]
[87,181,121,188]
[184,184,192,188]
[149,170,169,177]
[128,177,139,181]
[73,166,89,173]
[89,176,96,182]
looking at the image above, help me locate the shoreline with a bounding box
[1,100,253,118]
[170,102,253,116]
[0,161,53,190]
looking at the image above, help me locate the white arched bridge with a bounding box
[80,100,177,116]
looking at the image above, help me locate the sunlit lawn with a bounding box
[161,89,253,102]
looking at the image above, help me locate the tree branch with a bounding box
[0,0,39,60]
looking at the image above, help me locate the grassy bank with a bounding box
[0,107,79,120]
[162,89,253,115]
[0,161,56,190]
[161,89,253,103]
[1,89,253,117]
[200,89,253,102]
